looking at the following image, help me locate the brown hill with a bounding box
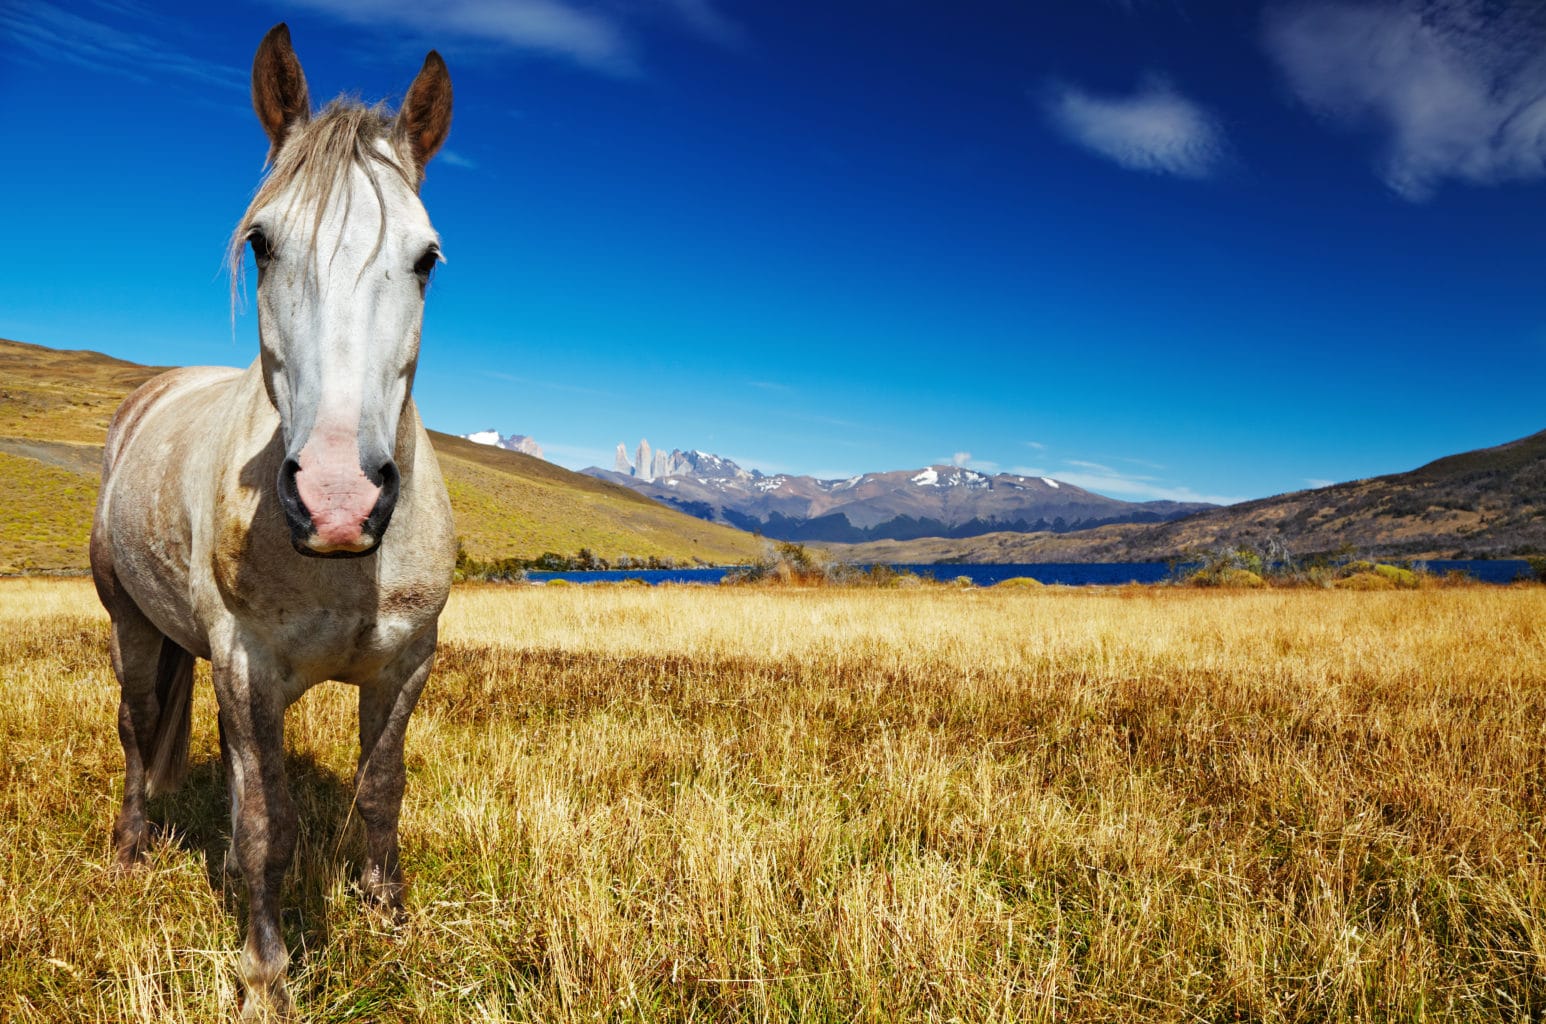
[0,338,761,572]
[833,430,1546,564]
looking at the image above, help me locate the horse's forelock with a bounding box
[228,100,418,318]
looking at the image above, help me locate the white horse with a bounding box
[91,24,456,1017]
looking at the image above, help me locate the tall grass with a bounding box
[3,578,1545,1021]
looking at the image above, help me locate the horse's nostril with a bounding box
[277,457,308,519]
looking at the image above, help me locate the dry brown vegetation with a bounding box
[3,578,1546,1022]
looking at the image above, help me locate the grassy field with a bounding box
[3,578,1546,1022]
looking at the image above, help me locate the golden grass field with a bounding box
[3,578,1546,1022]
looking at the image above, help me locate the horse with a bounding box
[90,24,456,1017]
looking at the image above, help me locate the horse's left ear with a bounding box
[396,51,453,174]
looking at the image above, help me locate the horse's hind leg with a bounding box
[99,590,194,867]
[355,630,436,913]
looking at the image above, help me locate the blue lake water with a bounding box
[524,559,1534,587]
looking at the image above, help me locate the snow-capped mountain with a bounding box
[583,450,1214,543]
[462,430,544,460]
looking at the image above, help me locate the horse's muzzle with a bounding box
[278,456,401,558]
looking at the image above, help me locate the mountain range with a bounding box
[4,336,1541,571]
[583,450,1213,543]
[835,430,1546,564]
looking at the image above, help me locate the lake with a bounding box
[525,559,1535,587]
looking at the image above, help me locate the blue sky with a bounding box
[3,0,1544,505]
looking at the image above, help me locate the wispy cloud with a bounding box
[666,0,748,50]
[1263,1,1546,201]
[1042,76,1228,179]
[1023,456,1245,505]
[1304,477,1335,489]
[438,149,479,170]
[286,0,745,76]
[1,1,245,92]
[1053,464,1245,506]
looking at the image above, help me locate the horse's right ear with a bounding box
[252,23,311,163]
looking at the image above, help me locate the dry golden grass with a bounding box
[4,578,1546,1022]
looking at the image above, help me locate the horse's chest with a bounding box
[261,600,432,680]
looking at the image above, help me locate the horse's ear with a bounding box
[252,23,311,163]
[396,51,453,174]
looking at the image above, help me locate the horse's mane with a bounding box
[228,99,418,304]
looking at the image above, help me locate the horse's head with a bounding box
[237,24,451,557]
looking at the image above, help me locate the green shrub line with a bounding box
[1173,538,1490,589]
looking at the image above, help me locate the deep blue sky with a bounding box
[3,1,1544,504]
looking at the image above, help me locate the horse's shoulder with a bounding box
[106,365,246,455]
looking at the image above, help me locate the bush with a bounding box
[723,542,832,586]
[1334,571,1395,591]
[995,576,1044,589]
[1373,564,1419,588]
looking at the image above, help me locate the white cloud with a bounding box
[666,0,748,49]
[1023,440,1047,451]
[1053,465,1246,506]
[1029,456,1245,505]
[1,2,245,91]
[287,0,744,76]
[288,0,635,73]
[438,149,479,170]
[1263,1,1546,201]
[1304,477,1335,489]
[942,452,1001,472]
[1043,76,1228,179]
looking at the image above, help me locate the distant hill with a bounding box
[834,430,1546,564]
[0,339,761,573]
[585,449,1213,542]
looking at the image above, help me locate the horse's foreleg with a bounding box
[213,646,297,1020]
[355,629,436,913]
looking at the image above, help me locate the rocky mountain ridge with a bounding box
[584,448,1214,543]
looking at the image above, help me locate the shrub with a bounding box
[1334,571,1395,591]
[723,542,832,586]
[995,576,1045,589]
[1373,564,1419,588]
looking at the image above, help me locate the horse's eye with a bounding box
[413,248,439,284]
[248,230,273,269]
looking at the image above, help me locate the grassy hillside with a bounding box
[0,338,761,572]
[428,431,762,565]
